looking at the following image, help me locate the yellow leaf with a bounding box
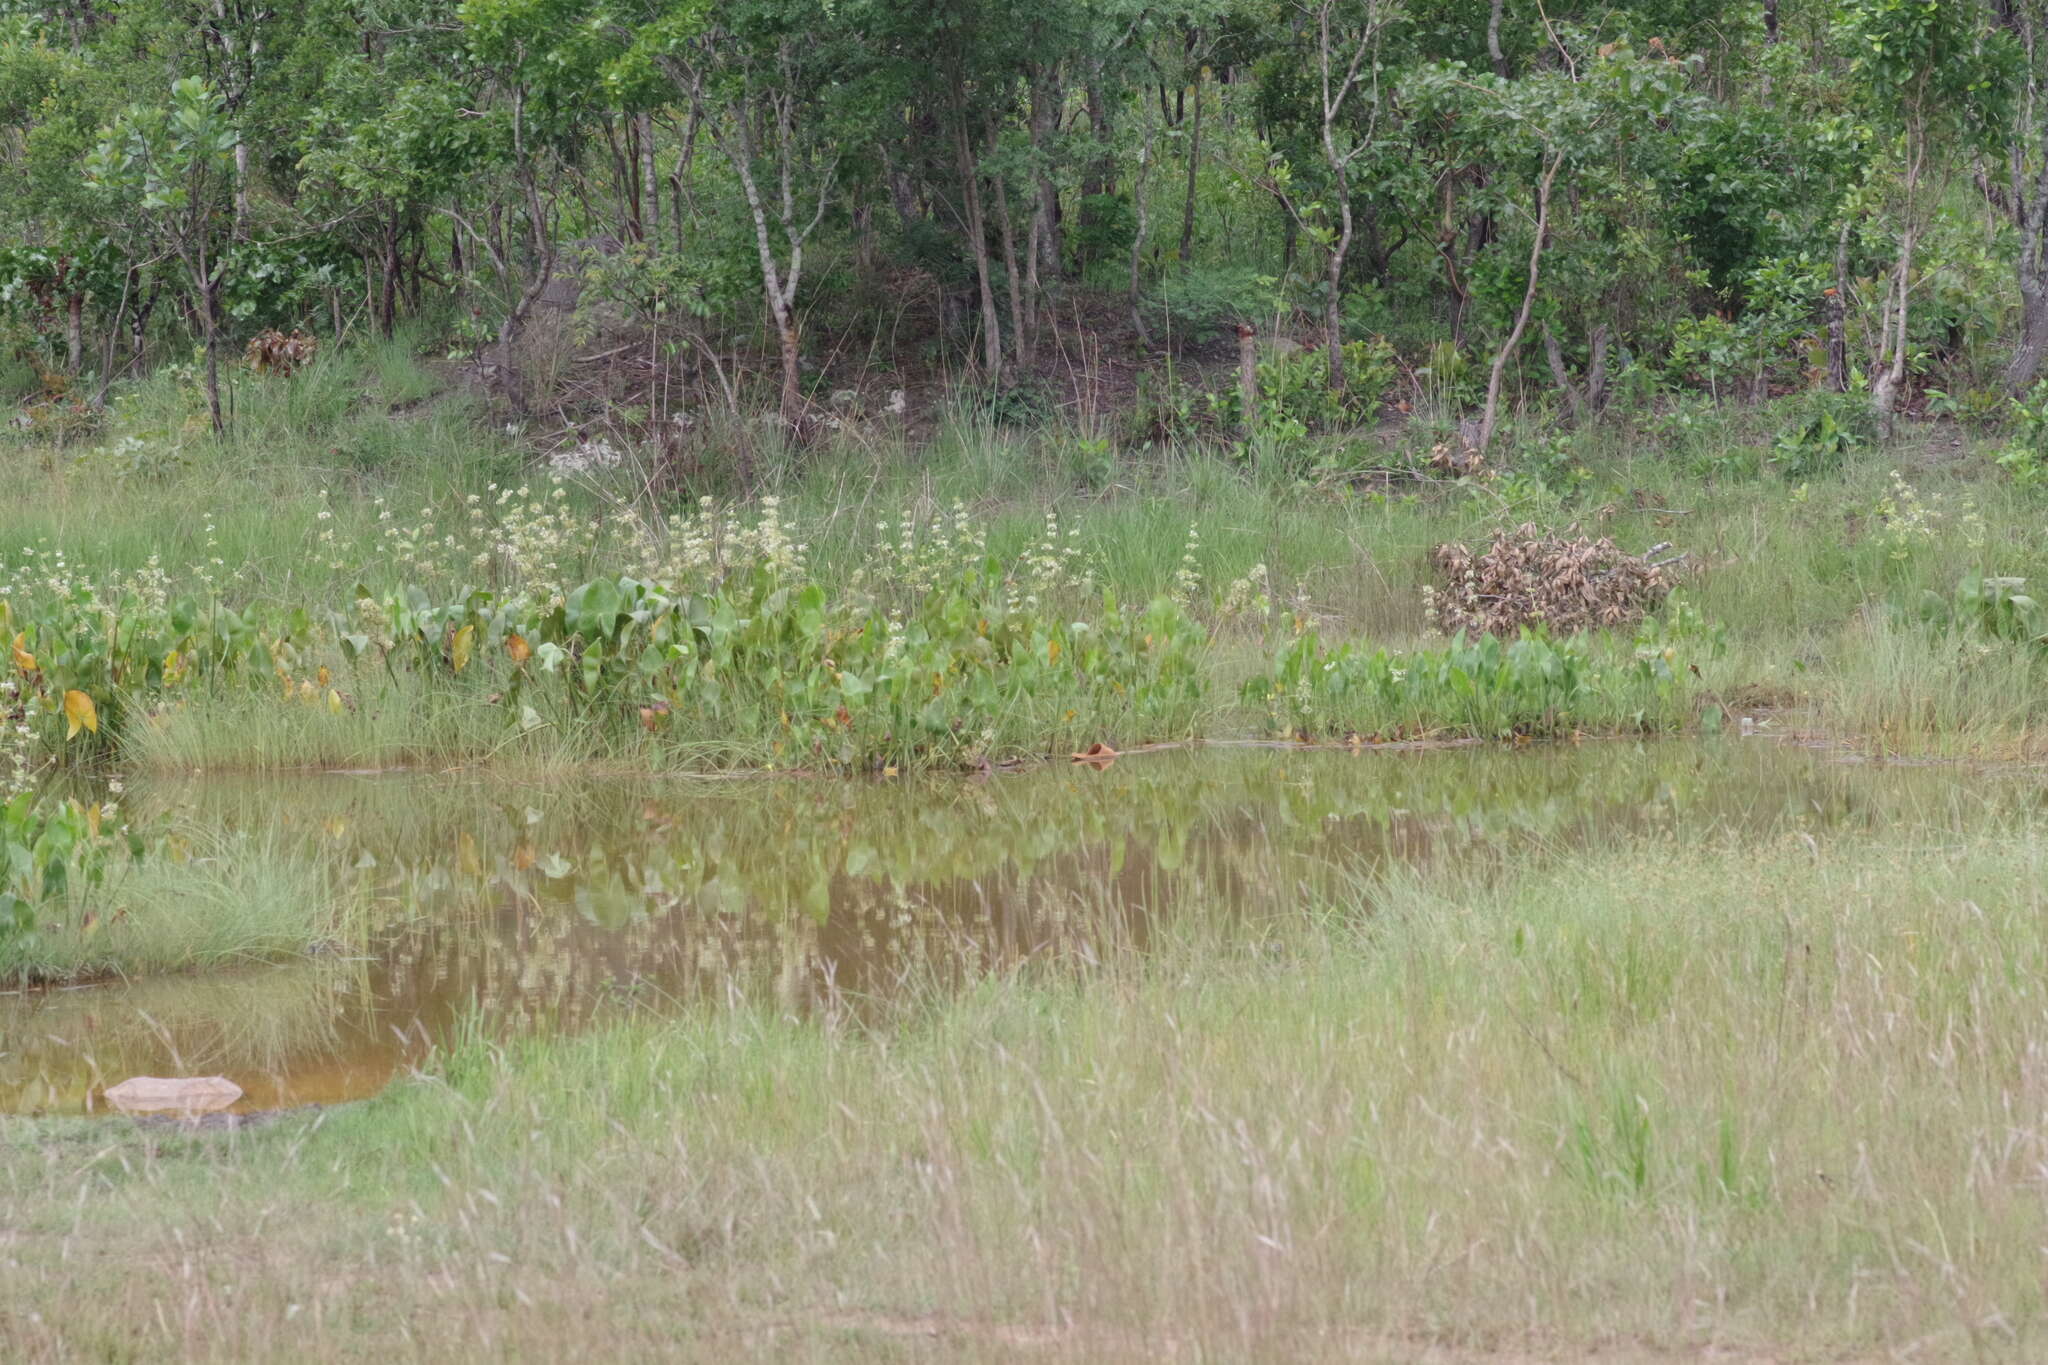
[317,665,331,687]
[451,624,475,674]
[327,688,344,715]
[1047,637,1061,667]
[457,831,483,878]
[505,632,532,666]
[10,632,34,673]
[63,690,98,739]
[86,803,102,837]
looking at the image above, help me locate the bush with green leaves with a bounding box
[1255,339,1396,434]
[1994,381,2048,486]
[1149,265,1284,344]
[954,377,1055,429]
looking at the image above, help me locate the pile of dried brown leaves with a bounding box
[245,328,319,377]
[1427,524,1674,636]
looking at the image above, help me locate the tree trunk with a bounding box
[1129,131,1153,346]
[953,106,1002,375]
[1873,124,1925,437]
[93,268,133,409]
[1542,323,1585,426]
[1324,245,1346,391]
[776,314,802,436]
[233,142,250,236]
[2012,283,2048,392]
[2004,4,2048,390]
[1028,65,1063,279]
[2008,112,2048,390]
[196,253,224,437]
[1179,67,1203,267]
[379,215,400,339]
[996,171,1031,369]
[1828,221,1851,392]
[1872,221,1915,436]
[450,199,466,291]
[1477,150,1562,457]
[1585,323,1610,413]
[640,111,659,242]
[1238,323,1258,435]
[1077,70,1118,272]
[129,277,154,371]
[65,293,83,374]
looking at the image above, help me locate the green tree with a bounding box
[84,76,239,434]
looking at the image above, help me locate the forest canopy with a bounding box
[1,0,2044,457]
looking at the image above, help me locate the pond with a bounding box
[3,740,2038,1116]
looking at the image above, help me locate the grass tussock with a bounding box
[0,827,353,985]
[7,821,2048,1357]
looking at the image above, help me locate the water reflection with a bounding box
[2,741,2035,1115]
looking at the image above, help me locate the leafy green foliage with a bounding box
[1242,627,1693,742]
[0,792,145,955]
[3,581,300,762]
[1994,382,2048,486]
[1909,575,2046,649]
[345,562,1207,770]
[1772,391,1874,480]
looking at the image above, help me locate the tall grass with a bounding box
[1813,611,2048,757]
[7,819,2048,1357]
[0,827,353,984]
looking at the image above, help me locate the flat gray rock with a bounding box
[103,1076,244,1115]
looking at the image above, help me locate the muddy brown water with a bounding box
[2,741,2038,1117]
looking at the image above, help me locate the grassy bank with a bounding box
[7,366,2047,773]
[5,817,2046,1359]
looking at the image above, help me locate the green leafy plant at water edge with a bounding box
[4,582,307,762]
[1242,628,1693,741]
[0,792,145,951]
[342,561,1210,770]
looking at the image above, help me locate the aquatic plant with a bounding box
[1244,626,1692,741]
[342,556,1208,770]
[0,790,142,954]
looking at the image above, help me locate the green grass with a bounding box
[0,827,354,985]
[7,817,2048,1358]
[123,674,581,774]
[6,354,2048,771]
